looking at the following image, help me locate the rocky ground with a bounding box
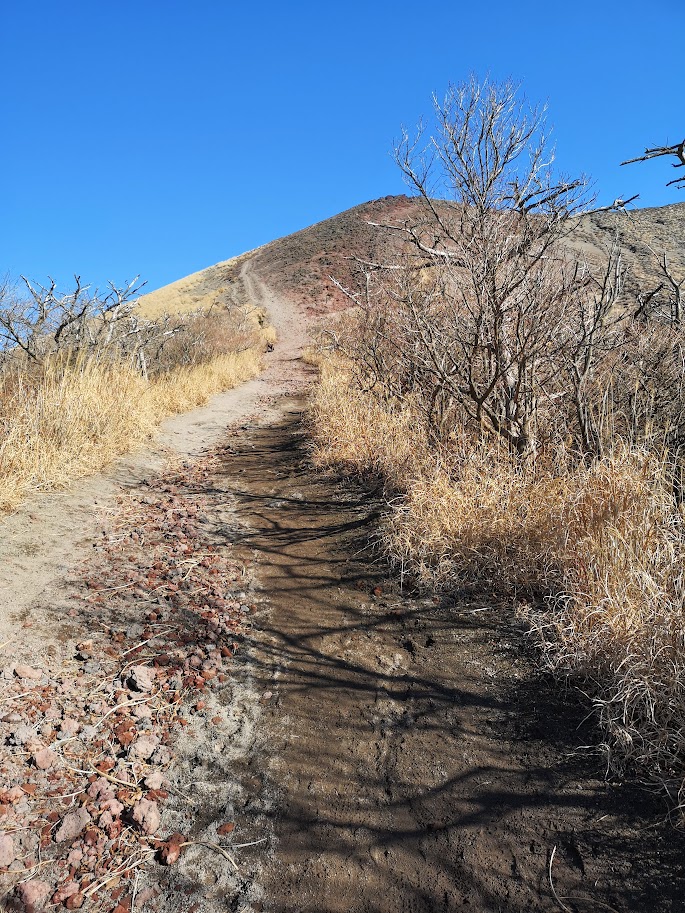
[0,447,270,912]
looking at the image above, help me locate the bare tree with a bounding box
[621,140,685,189]
[0,275,198,376]
[346,77,594,456]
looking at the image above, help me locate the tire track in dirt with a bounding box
[220,400,685,913]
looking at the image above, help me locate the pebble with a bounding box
[0,833,15,867]
[131,798,161,835]
[60,718,80,737]
[9,724,36,747]
[14,665,42,681]
[129,734,159,760]
[55,808,92,843]
[128,665,156,692]
[16,879,50,911]
[33,747,58,770]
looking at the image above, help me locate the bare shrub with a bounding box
[315,78,685,804]
[0,272,272,510]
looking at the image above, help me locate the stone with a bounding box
[128,666,155,692]
[55,808,91,843]
[14,665,42,680]
[16,879,50,911]
[128,734,159,760]
[33,747,57,771]
[131,798,160,835]
[0,833,15,867]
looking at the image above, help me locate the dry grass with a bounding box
[0,253,276,514]
[135,255,247,320]
[0,346,263,513]
[309,357,685,803]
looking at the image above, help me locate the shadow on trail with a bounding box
[211,402,685,913]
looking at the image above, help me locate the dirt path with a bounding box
[1,264,685,912]
[223,403,685,913]
[0,256,304,651]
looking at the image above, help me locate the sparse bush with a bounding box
[312,78,685,806]
[0,272,271,510]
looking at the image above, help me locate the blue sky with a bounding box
[1,0,683,294]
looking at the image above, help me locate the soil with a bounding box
[225,402,685,913]
[0,252,684,912]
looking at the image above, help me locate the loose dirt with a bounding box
[221,402,685,913]
[0,258,684,912]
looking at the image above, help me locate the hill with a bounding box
[139,195,685,322]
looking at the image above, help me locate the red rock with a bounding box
[157,832,185,865]
[0,833,15,867]
[147,789,168,801]
[131,798,160,835]
[217,822,235,836]
[105,819,122,839]
[33,747,58,770]
[14,664,42,680]
[113,722,136,747]
[65,893,84,910]
[52,881,79,904]
[83,827,99,847]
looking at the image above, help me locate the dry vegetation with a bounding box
[308,79,685,810]
[0,270,272,512]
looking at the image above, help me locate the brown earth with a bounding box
[225,400,685,913]
[249,195,685,317]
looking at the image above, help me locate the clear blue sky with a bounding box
[1,0,683,294]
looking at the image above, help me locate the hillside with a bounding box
[140,196,685,322]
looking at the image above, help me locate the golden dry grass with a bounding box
[136,256,245,320]
[0,347,262,513]
[309,357,685,801]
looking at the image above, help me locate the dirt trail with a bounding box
[223,405,685,913]
[1,262,684,912]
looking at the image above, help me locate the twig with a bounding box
[548,846,572,913]
[90,697,151,729]
[83,850,155,898]
[0,690,39,704]
[231,837,268,848]
[122,629,174,656]
[180,840,239,871]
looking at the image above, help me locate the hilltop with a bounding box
[139,195,685,321]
